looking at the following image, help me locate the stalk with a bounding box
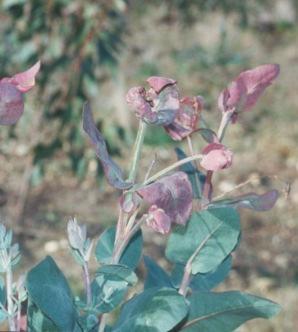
[144,154,203,185]
[202,111,233,204]
[127,121,147,183]
[6,266,16,331]
[82,261,92,307]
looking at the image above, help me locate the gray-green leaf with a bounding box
[92,264,137,313]
[26,256,78,331]
[95,226,142,270]
[112,287,188,332]
[166,208,240,274]
[181,291,281,331]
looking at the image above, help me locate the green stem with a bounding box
[82,261,91,307]
[144,154,203,185]
[6,266,16,331]
[127,121,147,183]
[217,111,233,142]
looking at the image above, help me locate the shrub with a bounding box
[0,63,281,331]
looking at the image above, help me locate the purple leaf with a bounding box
[0,82,24,125]
[82,103,132,190]
[218,64,280,117]
[137,172,193,234]
[0,62,40,126]
[126,86,153,121]
[147,76,177,94]
[209,190,279,211]
[126,76,179,126]
[150,84,180,125]
[200,143,233,172]
[164,96,203,141]
[1,61,40,93]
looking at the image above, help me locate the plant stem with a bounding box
[115,208,125,246]
[202,111,233,205]
[98,314,106,332]
[82,261,92,307]
[202,170,213,205]
[98,120,146,331]
[217,111,232,142]
[6,266,16,331]
[144,154,203,185]
[112,215,144,264]
[187,136,203,200]
[178,262,192,296]
[127,121,147,183]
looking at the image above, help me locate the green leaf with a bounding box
[175,147,205,199]
[27,300,59,332]
[95,226,143,270]
[92,264,137,313]
[171,255,232,291]
[0,276,6,305]
[77,313,98,332]
[166,208,240,274]
[112,288,189,332]
[181,291,281,331]
[0,277,7,323]
[26,256,78,331]
[144,256,174,290]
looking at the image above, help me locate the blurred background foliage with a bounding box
[0,1,297,330]
[1,0,296,184]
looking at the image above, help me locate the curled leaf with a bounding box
[200,143,233,172]
[218,64,280,119]
[82,103,132,190]
[126,76,179,126]
[137,172,193,234]
[147,76,177,94]
[0,83,24,125]
[1,61,40,93]
[209,190,279,211]
[164,96,203,141]
[67,218,87,252]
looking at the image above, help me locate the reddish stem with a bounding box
[202,170,213,205]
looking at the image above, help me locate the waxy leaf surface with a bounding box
[112,287,188,332]
[166,208,240,274]
[181,291,281,331]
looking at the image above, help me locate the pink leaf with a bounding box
[0,82,24,125]
[164,96,203,140]
[147,76,176,94]
[200,143,233,172]
[137,172,193,234]
[218,64,280,115]
[126,78,179,126]
[1,61,40,93]
[146,205,171,235]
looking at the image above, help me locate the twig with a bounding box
[127,121,147,183]
[6,265,16,331]
[82,261,92,307]
[144,154,203,185]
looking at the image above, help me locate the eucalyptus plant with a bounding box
[0,63,281,331]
